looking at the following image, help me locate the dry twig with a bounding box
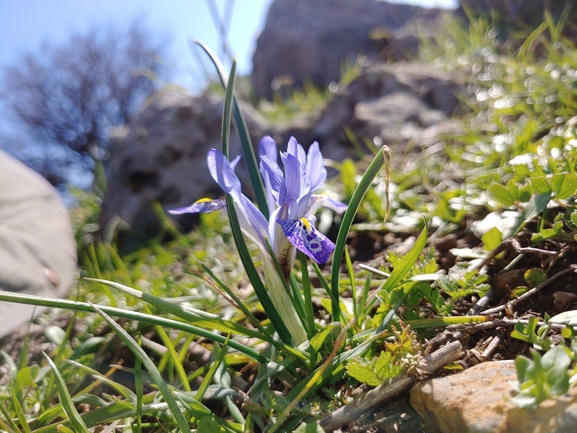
[319,341,463,432]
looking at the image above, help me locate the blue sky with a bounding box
[0,0,457,93]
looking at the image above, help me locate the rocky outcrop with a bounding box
[101,60,467,247]
[271,62,467,162]
[251,0,448,100]
[100,90,269,252]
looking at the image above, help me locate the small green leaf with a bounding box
[530,176,552,194]
[489,183,515,206]
[518,182,533,202]
[570,211,577,227]
[550,173,577,200]
[507,179,520,201]
[346,359,382,387]
[197,415,221,433]
[524,268,547,288]
[15,366,38,390]
[481,227,503,251]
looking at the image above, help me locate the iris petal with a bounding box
[277,217,335,264]
[259,136,278,164]
[306,142,327,191]
[281,152,310,204]
[169,198,226,214]
[207,149,241,195]
[260,155,286,205]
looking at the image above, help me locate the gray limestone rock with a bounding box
[251,0,447,100]
[100,90,270,252]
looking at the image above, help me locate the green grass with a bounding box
[3,12,577,432]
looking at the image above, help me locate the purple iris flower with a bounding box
[170,136,347,275]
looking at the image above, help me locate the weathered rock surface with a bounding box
[101,60,467,246]
[299,62,467,162]
[100,90,269,251]
[251,0,448,100]
[0,150,76,337]
[411,360,577,433]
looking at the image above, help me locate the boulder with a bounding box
[251,0,448,100]
[0,149,76,338]
[100,90,270,252]
[284,61,468,162]
[411,360,577,433]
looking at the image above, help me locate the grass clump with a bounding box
[2,12,577,432]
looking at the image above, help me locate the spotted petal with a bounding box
[169,198,226,214]
[277,217,335,264]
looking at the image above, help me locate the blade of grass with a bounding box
[195,261,271,337]
[0,400,20,433]
[135,335,143,433]
[9,379,31,433]
[211,56,293,343]
[344,246,357,318]
[331,146,388,321]
[299,252,315,338]
[84,278,273,344]
[221,58,237,158]
[151,323,191,392]
[225,197,294,344]
[194,40,268,216]
[195,340,226,403]
[0,290,269,364]
[377,225,428,295]
[89,303,192,433]
[42,353,90,433]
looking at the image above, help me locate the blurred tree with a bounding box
[0,19,168,187]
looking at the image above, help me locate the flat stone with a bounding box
[410,360,577,433]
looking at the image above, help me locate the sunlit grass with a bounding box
[3,11,577,432]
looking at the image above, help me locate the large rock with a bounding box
[273,61,467,162]
[251,0,447,100]
[0,149,76,337]
[411,360,577,433]
[100,90,270,252]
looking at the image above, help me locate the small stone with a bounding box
[410,360,577,433]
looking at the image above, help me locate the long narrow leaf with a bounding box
[0,290,269,364]
[331,147,387,321]
[135,336,143,433]
[42,353,90,433]
[378,225,428,295]
[225,196,293,344]
[299,252,315,338]
[194,40,268,216]
[89,303,192,433]
[221,58,237,158]
[195,261,270,337]
[9,379,30,433]
[85,278,272,344]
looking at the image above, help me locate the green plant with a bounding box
[509,345,571,409]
